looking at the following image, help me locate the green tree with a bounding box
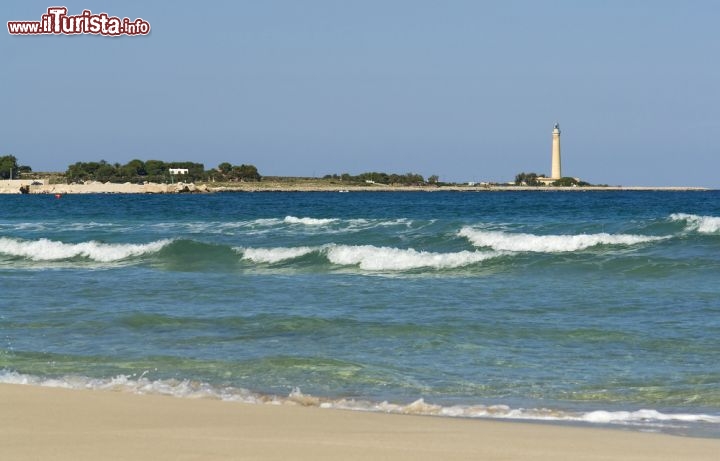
[145,160,167,177]
[358,172,390,184]
[218,162,232,175]
[0,155,19,179]
[83,162,102,177]
[228,164,261,181]
[552,177,579,187]
[66,162,90,182]
[515,172,541,186]
[95,161,118,182]
[117,159,146,181]
[404,173,424,184]
[126,159,146,176]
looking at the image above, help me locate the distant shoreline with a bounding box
[211,184,712,193]
[0,179,712,194]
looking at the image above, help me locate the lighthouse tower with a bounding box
[551,122,562,179]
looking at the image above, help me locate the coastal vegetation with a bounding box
[552,177,591,187]
[5,155,434,187]
[322,172,428,185]
[64,160,260,184]
[0,155,32,179]
[515,171,593,187]
[3,154,609,189]
[514,172,541,186]
[215,163,261,182]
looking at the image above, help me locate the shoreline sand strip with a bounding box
[1,384,718,461]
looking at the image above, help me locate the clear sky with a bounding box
[3,1,719,186]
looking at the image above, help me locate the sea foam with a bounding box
[581,409,720,425]
[284,216,339,226]
[324,244,499,270]
[458,228,665,252]
[0,237,172,262]
[236,244,500,270]
[3,371,717,429]
[240,246,317,263]
[670,213,720,234]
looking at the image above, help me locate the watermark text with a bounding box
[8,7,150,36]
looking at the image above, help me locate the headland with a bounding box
[0,178,710,194]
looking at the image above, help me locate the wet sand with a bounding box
[1,384,718,461]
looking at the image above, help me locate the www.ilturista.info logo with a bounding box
[7,7,150,36]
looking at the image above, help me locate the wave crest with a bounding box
[325,244,498,270]
[670,213,720,234]
[0,237,172,262]
[239,246,316,263]
[236,244,500,270]
[284,216,338,226]
[458,228,665,252]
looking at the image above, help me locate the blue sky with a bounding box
[3,1,719,186]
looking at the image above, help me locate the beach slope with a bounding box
[1,384,718,461]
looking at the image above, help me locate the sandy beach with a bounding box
[1,384,718,461]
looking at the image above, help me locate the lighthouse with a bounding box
[551,122,562,179]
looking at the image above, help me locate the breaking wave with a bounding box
[2,371,718,431]
[284,216,339,226]
[236,244,501,271]
[0,237,172,262]
[324,245,499,270]
[670,213,720,234]
[241,246,317,264]
[458,228,666,253]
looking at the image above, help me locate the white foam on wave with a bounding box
[254,218,284,226]
[0,370,263,402]
[239,246,317,263]
[458,227,666,253]
[342,400,720,425]
[281,217,415,230]
[326,218,416,234]
[3,371,717,429]
[284,216,339,226]
[581,409,720,425]
[236,244,500,270]
[325,244,499,270]
[670,213,720,234]
[0,237,172,262]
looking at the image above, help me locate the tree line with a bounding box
[65,159,260,183]
[323,171,435,185]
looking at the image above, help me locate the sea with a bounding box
[1,190,719,437]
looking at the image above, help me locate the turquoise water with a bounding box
[1,191,719,436]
